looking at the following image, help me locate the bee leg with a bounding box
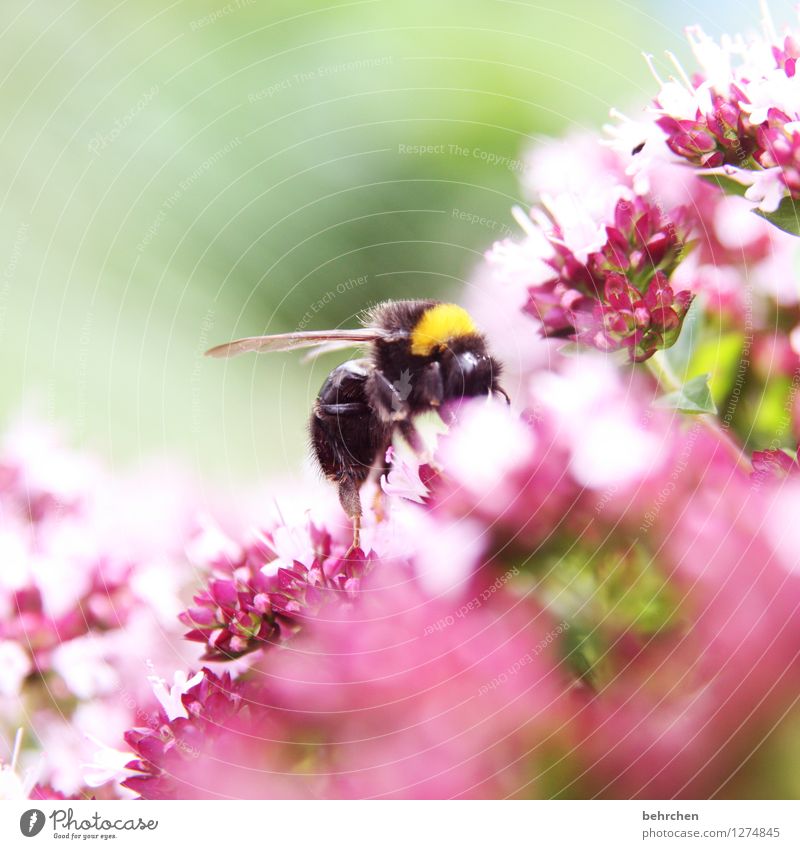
[370,370,411,421]
[372,361,442,416]
[493,385,511,405]
[397,419,424,453]
[371,486,387,523]
[394,420,445,474]
[337,477,363,556]
[416,361,444,407]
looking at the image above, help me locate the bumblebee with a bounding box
[206,300,508,549]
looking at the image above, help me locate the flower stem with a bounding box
[646,351,753,473]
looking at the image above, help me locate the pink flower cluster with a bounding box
[8,7,800,804]
[483,12,800,370]
[644,18,800,212]
[0,421,202,799]
[487,179,693,362]
[180,521,373,661]
[101,11,800,789]
[124,573,566,799]
[108,350,800,799]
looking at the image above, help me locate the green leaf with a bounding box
[561,624,605,685]
[698,172,748,197]
[655,373,717,414]
[753,374,793,436]
[687,331,744,406]
[533,540,682,689]
[663,296,703,379]
[753,195,800,236]
[556,341,587,357]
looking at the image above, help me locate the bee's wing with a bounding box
[204,328,386,359]
[299,339,373,363]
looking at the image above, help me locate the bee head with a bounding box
[442,340,499,399]
[408,303,501,400]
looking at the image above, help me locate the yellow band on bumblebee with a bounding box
[410,303,478,356]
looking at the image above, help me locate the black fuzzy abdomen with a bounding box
[310,359,389,486]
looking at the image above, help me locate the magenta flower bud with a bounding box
[180,605,216,627]
[560,289,588,311]
[633,210,652,244]
[767,107,792,127]
[614,198,635,232]
[253,593,271,613]
[228,635,249,654]
[604,273,634,310]
[603,226,632,269]
[656,115,681,135]
[714,99,739,128]
[209,579,237,608]
[633,304,651,328]
[642,233,671,268]
[687,128,717,153]
[655,82,759,169]
[649,307,680,332]
[275,567,302,591]
[603,310,630,335]
[700,150,724,167]
[644,272,674,309]
[752,447,799,481]
[673,290,694,313]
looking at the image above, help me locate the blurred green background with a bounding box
[0,0,791,483]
